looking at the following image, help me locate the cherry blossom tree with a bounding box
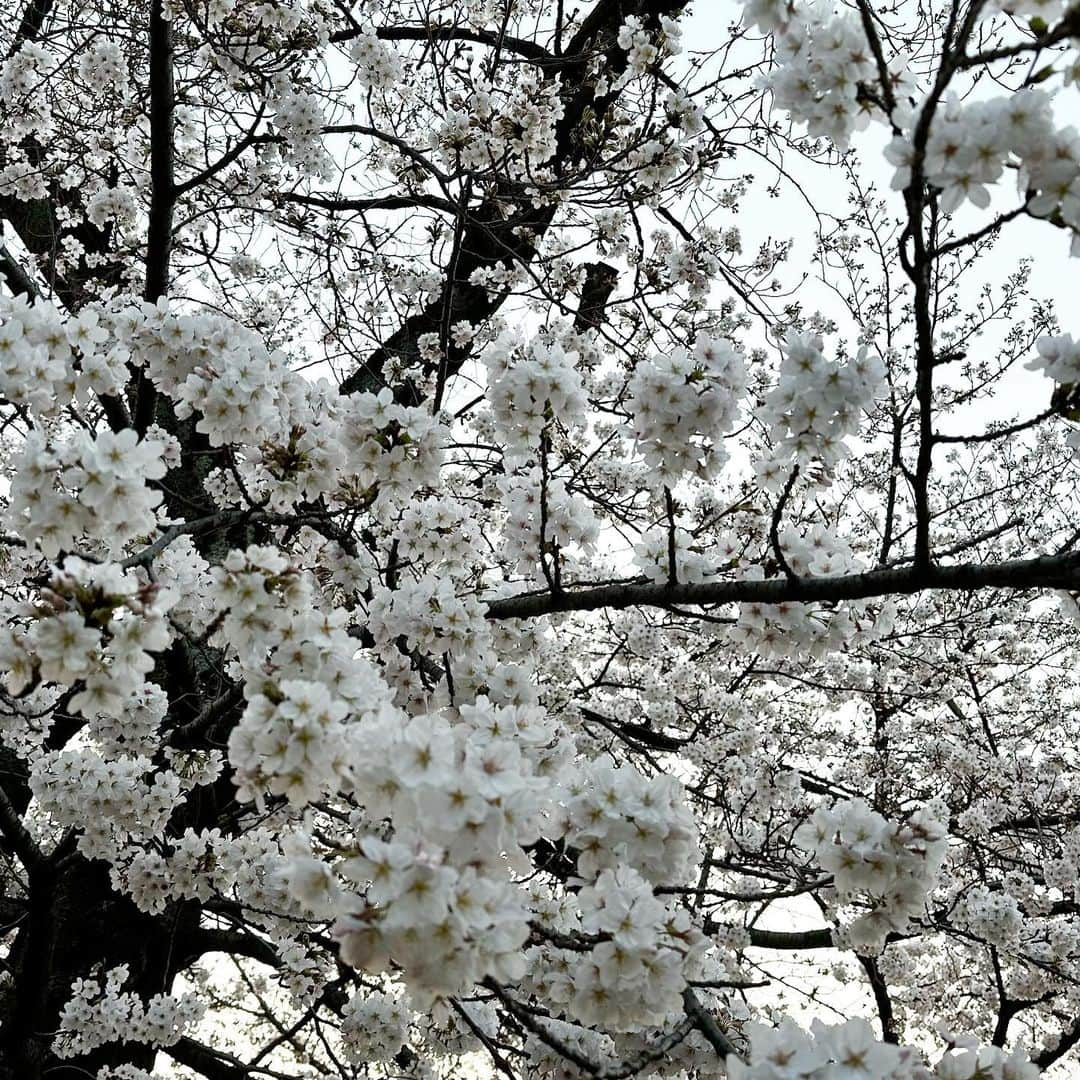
[2,0,1080,1076]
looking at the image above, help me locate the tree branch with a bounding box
[681,987,742,1061]
[278,191,456,215]
[144,0,175,304]
[486,550,1080,620]
[0,242,38,299]
[0,782,44,876]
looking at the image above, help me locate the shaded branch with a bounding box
[144,0,175,304]
[165,1037,250,1080]
[278,191,456,216]
[0,782,44,876]
[329,22,554,64]
[337,0,688,400]
[681,987,743,1061]
[934,408,1056,445]
[0,242,38,299]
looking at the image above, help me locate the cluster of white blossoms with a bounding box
[954,885,1025,948]
[744,0,896,149]
[211,545,402,801]
[0,558,174,718]
[614,13,682,87]
[772,524,862,579]
[534,866,710,1031]
[0,38,54,99]
[339,990,412,1064]
[751,0,1080,253]
[334,837,531,1005]
[0,298,371,522]
[728,526,893,658]
[274,692,712,1007]
[0,39,56,139]
[30,747,182,860]
[622,134,688,192]
[664,235,722,297]
[731,1018,912,1079]
[731,587,893,664]
[664,86,706,138]
[1024,335,1080,456]
[498,469,600,577]
[435,70,564,178]
[269,83,333,174]
[87,682,169,757]
[887,89,1080,237]
[794,798,949,953]
[564,759,702,884]
[633,525,718,584]
[76,39,128,97]
[53,965,204,1059]
[756,332,886,491]
[398,496,484,578]
[336,388,446,511]
[625,333,747,484]
[119,824,298,918]
[933,1045,1042,1080]
[0,296,181,432]
[208,544,310,667]
[93,1067,154,1080]
[6,428,167,558]
[411,999,496,1060]
[0,296,82,413]
[86,185,140,230]
[34,298,446,514]
[366,576,490,662]
[730,1018,1040,1079]
[485,333,588,456]
[114,299,268,400]
[152,533,215,635]
[346,698,568,874]
[228,679,352,806]
[346,27,404,88]
[1027,332,1080,385]
[170,324,303,449]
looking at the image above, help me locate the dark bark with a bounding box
[486,550,1080,620]
[0,858,201,1079]
[574,261,619,333]
[340,0,688,400]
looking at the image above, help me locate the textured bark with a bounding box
[0,858,200,1079]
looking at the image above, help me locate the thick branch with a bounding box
[361,23,553,64]
[165,1037,249,1080]
[745,927,834,950]
[0,242,38,298]
[934,408,1056,445]
[279,191,456,215]
[574,260,619,332]
[1035,1016,1080,1069]
[681,987,742,1060]
[7,0,54,58]
[0,783,44,875]
[179,926,281,969]
[144,0,175,307]
[485,551,1080,620]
